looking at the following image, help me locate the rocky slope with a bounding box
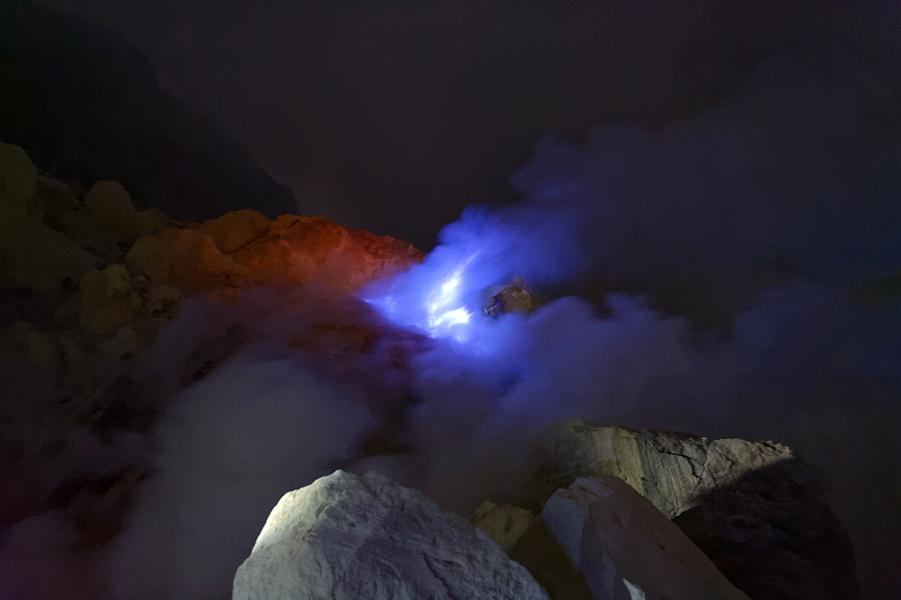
[0,0,294,219]
[0,140,420,447]
[0,142,861,599]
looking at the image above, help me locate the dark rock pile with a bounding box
[235,423,859,600]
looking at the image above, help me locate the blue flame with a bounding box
[361,206,579,344]
[365,253,481,342]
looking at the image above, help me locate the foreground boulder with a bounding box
[233,470,548,600]
[538,421,813,517]
[674,465,860,600]
[543,476,748,600]
[536,422,859,599]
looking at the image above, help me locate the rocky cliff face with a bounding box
[0,141,420,436]
[0,0,294,219]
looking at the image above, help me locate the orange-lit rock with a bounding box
[199,209,270,254]
[125,228,250,292]
[230,214,421,291]
[127,213,421,295]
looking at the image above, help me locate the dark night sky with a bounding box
[38,0,828,248]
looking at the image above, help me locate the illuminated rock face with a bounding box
[233,470,548,600]
[536,422,860,600]
[126,211,422,294]
[542,476,749,600]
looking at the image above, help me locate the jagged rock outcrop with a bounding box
[0,143,420,434]
[471,503,591,600]
[537,420,812,517]
[233,470,548,600]
[674,466,860,600]
[534,421,859,599]
[542,475,748,600]
[0,0,294,219]
[126,211,421,294]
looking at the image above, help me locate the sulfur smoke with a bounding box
[2,1,900,599]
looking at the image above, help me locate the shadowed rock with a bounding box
[535,422,860,599]
[543,475,748,600]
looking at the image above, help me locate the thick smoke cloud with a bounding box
[510,52,901,325]
[106,351,375,599]
[355,7,901,594]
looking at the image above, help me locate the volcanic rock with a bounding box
[470,500,537,553]
[77,265,142,334]
[0,144,95,290]
[126,214,420,295]
[123,208,170,240]
[539,421,812,517]
[233,470,548,600]
[542,475,748,600]
[199,209,270,254]
[50,209,118,259]
[84,181,135,232]
[537,421,859,599]
[125,227,250,292]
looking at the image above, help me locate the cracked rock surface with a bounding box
[538,420,816,517]
[543,475,749,600]
[536,421,859,599]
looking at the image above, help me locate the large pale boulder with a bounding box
[233,470,548,600]
[229,214,421,291]
[674,464,860,600]
[125,214,420,295]
[122,208,172,241]
[542,475,748,600]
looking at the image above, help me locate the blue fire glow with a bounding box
[365,254,481,342]
[362,207,580,344]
